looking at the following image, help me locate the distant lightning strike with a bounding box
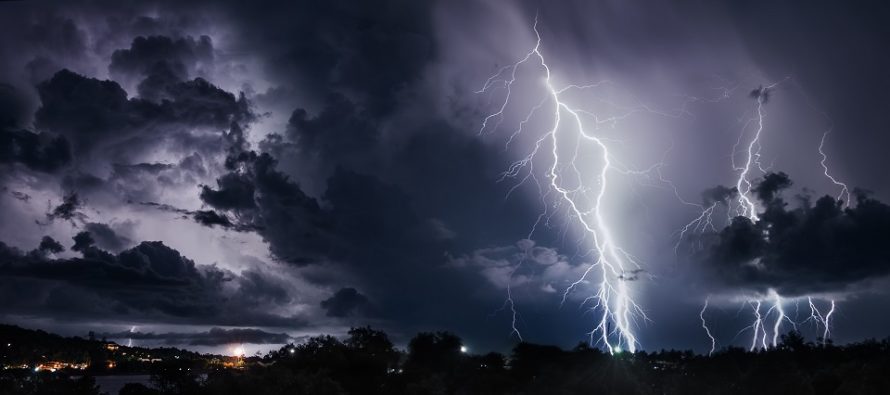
[700,297,716,356]
[819,132,851,206]
[806,297,837,345]
[823,300,836,342]
[478,16,657,354]
[734,80,785,220]
[748,301,764,351]
[481,18,847,355]
[686,79,846,353]
[794,79,852,207]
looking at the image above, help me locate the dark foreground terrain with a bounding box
[1,324,888,394]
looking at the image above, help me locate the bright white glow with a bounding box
[478,15,651,354]
[460,345,468,353]
[680,80,847,352]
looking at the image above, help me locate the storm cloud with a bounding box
[1,0,890,354]
[321,288,371,318]
[698,173,890,295]
[0,235,307,328]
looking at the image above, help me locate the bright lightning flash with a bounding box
[478,17,659,354]
[700,297,716,356]
[686,80,844,353]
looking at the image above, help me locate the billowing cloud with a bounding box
[320,287,370,318]
[0,235,307,328]
[35,69,252,158]
[1,0,889,354]
[109,35,214,100]
[0,84,71,173]
[83,222,133,252]
[698,173,890,295]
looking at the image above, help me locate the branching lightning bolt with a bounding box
[478,16,656,354]
[686,79,847,352]
[480,18,850,355]
[733,80,785,220]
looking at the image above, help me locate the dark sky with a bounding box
[0,0,889,355]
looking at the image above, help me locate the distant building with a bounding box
[35,361,89,372]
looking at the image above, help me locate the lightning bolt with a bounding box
[478,15,657,354]
[819,132,851,206]
[733,80,786,220]
[686,79,847,353]
[791,79,852,207]
[806,297,836,345]
[748,300,764,351]
[700,296,716,356]
[766,291,794,348]
[498,249,527,342]
[127,325,137,347]
[823,300,836,343]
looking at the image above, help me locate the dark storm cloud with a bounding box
[37,236,64,254]
[83,222,132,252]
[0,84,72,173]
[200,172,256,210]
[34,69,132,155]
[285,93,379,170]
[24,14,89,60]
[71,231,96,253]
[220,0,440,197]
[227,1,434,116]
[4,0,887,353]
[196,122,527,340]
[198,142,464,269]
[8,12,93,87]
[320,287,370,318]
[0,83,27,129]
[191,210,236,229]
[34,69,252,157]
[699,173,890,295]
[199,151,331,264]
[109,35,214,99]
[0,236,306,328]
[752,171,792,204]
[100,327,292,346]
[44,193,87,224]
[186,0,547,334]
[0,129,71,173]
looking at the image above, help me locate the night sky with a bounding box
[1,0,889,356]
